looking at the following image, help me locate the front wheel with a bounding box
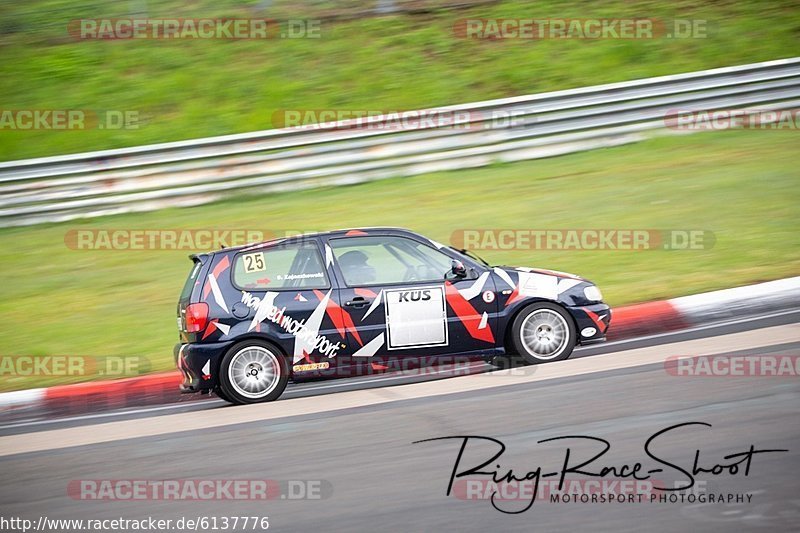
[219,340,288,404]
[511,302,576,364]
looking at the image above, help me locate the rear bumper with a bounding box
[568,303,612,345]
[174,341,232,393]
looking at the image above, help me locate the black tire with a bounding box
[511,302,576,364]
[214,386,232,403]
[219,340,288,404]
[487,354,525,370]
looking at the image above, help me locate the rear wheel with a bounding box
[488,354,524,370]
[219,340,288,404]
[214,386,232,403]
[511,302,576,364]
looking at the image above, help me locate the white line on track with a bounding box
[0,308,796,432]
[0,322,796,457]
[0,362,489,430]
[598,308,800,348]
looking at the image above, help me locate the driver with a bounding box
[338,250,377,285]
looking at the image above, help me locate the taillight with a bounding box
[185,302,209,333]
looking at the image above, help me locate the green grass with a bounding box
[0,129,798,390]
[0,0,798,160]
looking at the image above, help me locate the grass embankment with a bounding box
[0,0,798,159]
[0,129,797,390]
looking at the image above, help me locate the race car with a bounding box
[175,227,611,404]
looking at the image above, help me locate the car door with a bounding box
[323,234,499,374]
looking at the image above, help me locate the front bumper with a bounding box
[174,341,232,393]
[568,303,612,345]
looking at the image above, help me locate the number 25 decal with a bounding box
[243,252,266,273]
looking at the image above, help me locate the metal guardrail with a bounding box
[1,57,798,227]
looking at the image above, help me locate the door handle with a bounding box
[345,297,371,308]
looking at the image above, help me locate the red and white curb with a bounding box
[0,371,182,414]
[608,276,800,339]
[2,276,798,416]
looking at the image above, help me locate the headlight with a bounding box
[583,285,603,302]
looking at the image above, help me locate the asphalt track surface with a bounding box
[0,309,798,532]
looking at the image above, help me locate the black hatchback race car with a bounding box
[175,228,610,404]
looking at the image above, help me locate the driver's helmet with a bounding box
[338,250,377,285]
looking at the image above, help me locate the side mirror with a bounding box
[450,259,467,278]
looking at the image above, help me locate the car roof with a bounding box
[218,227,429,254]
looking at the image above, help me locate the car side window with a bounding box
[232,242,328,290]
[330,236,453,286]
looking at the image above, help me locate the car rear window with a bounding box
[179,260,202,300]
[232,242,328,290]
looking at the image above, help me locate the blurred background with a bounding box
[0,0,798,390]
